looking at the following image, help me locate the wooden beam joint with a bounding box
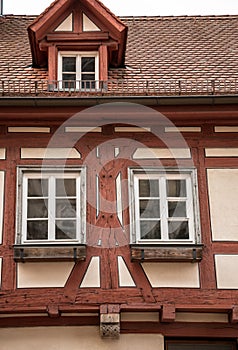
[161,304,176,323]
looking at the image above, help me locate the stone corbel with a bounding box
[100,305,120,339]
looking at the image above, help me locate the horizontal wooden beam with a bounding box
[14,244,86,262]
[131,244,203,262]
[46,32,109,41]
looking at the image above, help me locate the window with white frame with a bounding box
[58,51,99,90]
[16,168,86,244]
[129,168,200,244]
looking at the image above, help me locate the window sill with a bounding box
[130,244,203,262]
[13,244,86,262]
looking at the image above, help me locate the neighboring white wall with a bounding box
[0,171,4,244]
[215,255,238,289]
[0,326,164,350]
[141,262,200,288]
[80,256,100,288]
[21,148,81,159]
[133,148,191,159]
[175,312,228,322]
[207,169,238,241]
[17,262,74,288]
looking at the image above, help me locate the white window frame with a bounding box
[16,167,86,245]
[129,167,201,244]
[58,51,99,90]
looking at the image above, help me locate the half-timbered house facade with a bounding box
[0,0,238,349]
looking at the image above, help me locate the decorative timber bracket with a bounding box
[100,304,120,339]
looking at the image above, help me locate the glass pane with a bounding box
[56,179,76,197]
[56,220,76,239]
[81,57,95,72]
[168,221,189,239]
[62,57,76,72]
[28,179,48,197]
[139,179,159,197]
[27,199,48,218]
[140,220,161,239]
[27,220,48,240]
[56,199,76,218]
[140,200,160,218]
[168,201,186,217]
[167,179,186,197]
[62,74,76,84]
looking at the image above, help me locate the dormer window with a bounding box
[58,51,99,90]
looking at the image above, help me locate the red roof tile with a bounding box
[1,14,238,95]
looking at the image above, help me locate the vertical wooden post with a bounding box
[99,45,108,81]
[48,45,57,83]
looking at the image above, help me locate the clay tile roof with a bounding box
[1,14,238,95]
[109,15,238,81]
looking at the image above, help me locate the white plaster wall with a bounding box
[205,148,238,157]
[175,312,228,322]
[8,127,50,133]
[80,256,100,287]
[207,169,238,240]
[0,326,164,350]
[0,258,2,288]
[215,255,238,289]
[133,148,191,159]
[214,126,238,133]
[118,256,136,287]
[83,14,100,31]
[121,312,159,322]
[0,171,4,244]
[165,127,201,132]
[55,13,73,31]
[21,148,81,159]
[17,262,74,288]
[0,149,6,159]
[141,262,200,288]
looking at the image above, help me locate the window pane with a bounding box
[167,179,186,197]
[56,199,76,218]
[168,201,186,217]
[62,73,76,82]
[140,221,161,239]
[27,220,48,240]
[56,179,76,197]
[139,179,159,197]
[27,199,48,218]
[56,220,76,239]
[140,199,160,218]
[168,221,189,239]
[28,179,48,197]
[62,57,76,72]
[81,57,95,72]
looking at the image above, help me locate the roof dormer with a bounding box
[28,0,127,83]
